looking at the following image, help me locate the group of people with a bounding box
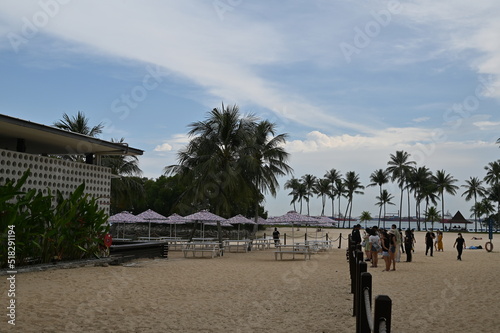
[353,224,468,270]
[353,224,413,272]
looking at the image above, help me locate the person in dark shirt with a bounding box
[453,233,466,260]
[425,229,436,256]
[351,224,362,245]
[272,227,280,247]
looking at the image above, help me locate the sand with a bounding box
[1,228,500,333]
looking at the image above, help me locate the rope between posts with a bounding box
[363,287,374,332]
[330,235,341,242]
[341,235,350,240]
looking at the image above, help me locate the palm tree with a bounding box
[324,168,341,218]
[386,150,415,229]
[407,167,433,231]
[343,171,365,228]
[313,178,332,216]
[301,174,317,216]
[102,138,143,213]
[424,206,440,230]
[242,119,293,226]
[367,169,389,226]
[284,178,301,212]
[53,111,104,162]
[375,189,395,229]
[461,177,486,232]
[432,169,459,231]
[333,179,347,222]
[484,160,500,228]
[359,211,372,229]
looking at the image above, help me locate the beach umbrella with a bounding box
[108,211,145,238]
[271,211,319,241]
[136,209,168,239]
[184,209,227,239]
[167,213,189,238]
[227,214,256,239]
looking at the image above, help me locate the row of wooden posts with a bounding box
[348,236,392,333]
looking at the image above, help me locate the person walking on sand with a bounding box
[369,228,381,268]
[437,230,444,251]
[425,229,435,256]
[272,227,280,247]
[404,229,413,262]
[351,224,362,245]
[391,224,402,262]
[363,228,372,262]
[454,233,466,260]
[388,229,397,270]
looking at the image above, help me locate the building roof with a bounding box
[0,114,143,156]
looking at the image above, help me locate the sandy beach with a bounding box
[2,228,500,333]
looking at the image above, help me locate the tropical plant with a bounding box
[375,189,395,229]
[461,176,486,232]
[367,169,389,226]
[284,178,301,212]
[359,211,372,229]
[342,171,364,228]
[333,179,347,221]
[313,178,331,216]
[432,169,459,231]
[484,160,500,228]
[324,168,341,218]
[386,150,415,229]
[407,166,433,231]
[301,174,317,216]
[424,206,440,230]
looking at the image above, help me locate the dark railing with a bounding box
[348,236,392,333]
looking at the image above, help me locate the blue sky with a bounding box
[1,0,500,218]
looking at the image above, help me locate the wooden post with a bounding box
[284,233,287,245]
[374,295,392,333]
[353,250,364,316]
[357,272,372,333]
[339,232,342,249]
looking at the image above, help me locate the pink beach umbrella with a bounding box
[108,211,145,239]
[167,213,189,238]
[227,214,256,240]
[136,209,168,239]
[184,209,227,239]
[271,211,319,241]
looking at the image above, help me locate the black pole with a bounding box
[374,295,392,333]
[357,272,372,333]
[339,232,342,249]
[353,250,364,316]
[354,259,366,317]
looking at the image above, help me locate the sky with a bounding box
[1,0,500,219]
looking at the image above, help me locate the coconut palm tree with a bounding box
[313,178,332,216]
[367,169,389,226]
[386,150,416,229]
[324,168,341,218]
[407,167,433,231]
[53,111,104,162]
[333,179,347,222]
[342,171,365,228]
[102,138,143,213]
[375,189,395,229]
[359,211,372,229]
[242,119,293,226]
[301,174,317,216]
[424,206,440,230]
[284,178,301,212]
[461,177,486,232]
[432,169,459,231]
[484,160,500,228]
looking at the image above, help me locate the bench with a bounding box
[223,240,252,253]
[182,242,222,258]
[274,245,312,260]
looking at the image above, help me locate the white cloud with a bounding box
[473,120,500,130]
[412,117,430,123]
[154,143,173,152]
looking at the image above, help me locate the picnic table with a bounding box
[223,239,252,252]
[182,242,223,258]
[274,244,312,260]
[253,238,274,250]
[305,239,332,251]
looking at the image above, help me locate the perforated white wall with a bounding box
[0,148,111,214]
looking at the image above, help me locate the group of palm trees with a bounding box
[284,151,500,232]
